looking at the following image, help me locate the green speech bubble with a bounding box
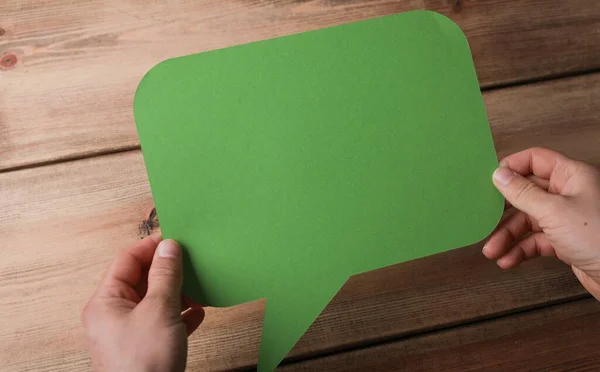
[134,10,503,371]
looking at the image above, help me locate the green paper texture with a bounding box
[134,10,503,371]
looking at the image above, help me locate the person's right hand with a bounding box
[483,147,600,300]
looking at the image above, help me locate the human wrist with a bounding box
[572,265,600,301]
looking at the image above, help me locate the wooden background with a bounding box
[1,0,600,371]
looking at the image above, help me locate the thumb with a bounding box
[493,167,556,221]
[145,239,183,313]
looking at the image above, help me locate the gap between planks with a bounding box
[279,296,600,371]
[2,69,599,176]
[2,0,600,172]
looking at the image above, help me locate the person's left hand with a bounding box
[81,234,205,372]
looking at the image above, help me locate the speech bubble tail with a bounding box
[256,278,346,371]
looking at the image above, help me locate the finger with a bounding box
[184,296,204,309]
[503,175,549,211]
[182,307,206,336]
[500,147,583,195]
[145,239,183,314]
[181,295,204,311]
[103,232,162,287]
[98,232,162,299]
[483,211,534,260]
[493,167,557,221]
[497,233,555,269]
[499,147,565,179]
[527,174,550,191]
[135,268,150,300]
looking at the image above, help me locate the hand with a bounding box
[483,147,600,300]
[82,234,205,372]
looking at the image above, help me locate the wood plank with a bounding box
[1,0,600,171]
[2,73,599,371]
[0,151,587,372]
[281,298,600,371]
[488,73,600,162]
[0,151,263,372]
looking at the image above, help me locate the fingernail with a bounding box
[493,167,515,186]
[158,239,181,258]
[481,243,488,254]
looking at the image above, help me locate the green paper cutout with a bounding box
[134,11,503,371]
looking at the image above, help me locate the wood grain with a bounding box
[0,150,588,372]
[1,0,600,171]
[282,298,600,371]
[2,72,599,371]
[488,73,600,162]
[0,151,263,372]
